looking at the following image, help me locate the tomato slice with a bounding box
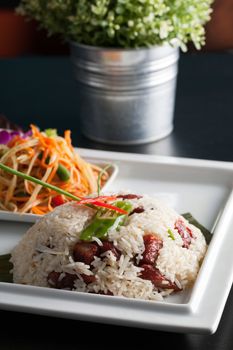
[51,195,66,207]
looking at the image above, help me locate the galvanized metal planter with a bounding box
[70,42,179,145]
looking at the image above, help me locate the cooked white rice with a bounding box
[10,194,207,301]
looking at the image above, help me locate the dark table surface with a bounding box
[0,52,233,349]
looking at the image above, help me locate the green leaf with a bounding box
[0,254,13,283]
[182,212,212,244]
[17,0,213,50]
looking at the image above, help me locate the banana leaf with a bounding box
[182,212,212,244]
[0,254,13,283]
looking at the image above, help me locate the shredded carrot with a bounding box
[46,163,59,184]
[0,124,109,214]
[77,196,117,204]
[7,135,25,148]
[64,130,72,151]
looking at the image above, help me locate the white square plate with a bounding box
[0,149,233,334]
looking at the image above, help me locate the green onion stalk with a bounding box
[0,162,81,202]
[0,163,133,241]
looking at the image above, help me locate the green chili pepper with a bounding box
[80,201,133,241]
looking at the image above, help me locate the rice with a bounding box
[10,194,207,301]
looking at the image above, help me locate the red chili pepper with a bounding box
[91,200,128,214]
[77,195,117,204]
[51,195,66,207]
[75,195,128,214]
[51,194,127,214]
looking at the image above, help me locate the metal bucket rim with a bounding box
[70,41,178,54]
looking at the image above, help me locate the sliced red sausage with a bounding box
[174,218,193,249]
[100,241,121,260]
[130,206,145,215]
[116,194,142,200]
[141,234,163,265]
[73,242,100,265]
[139,264,181,291]
[47,271,76,290]
[47,271,60,287]
[81,274,96,284]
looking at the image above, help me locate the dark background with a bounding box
[0,52,232,162]
[0,1,19,6]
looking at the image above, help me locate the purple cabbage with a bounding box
[0,130,11,145]
[0,129,32,145]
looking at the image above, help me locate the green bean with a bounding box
[38,152,70,182]
[56,163,70,181]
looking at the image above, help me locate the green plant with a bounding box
[17,0,213,50]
